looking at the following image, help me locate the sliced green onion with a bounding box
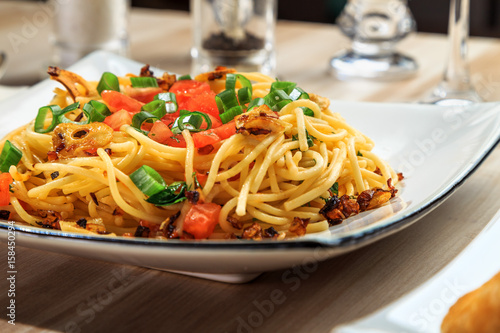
[224,73,252,109]
[154,92,178,114]
[129,165,167,197]
[97,72,120,95]
[177,111,211,132]
[289,87,309,101]
[142,100,166,119]
[171,110,191,134]
[35,102,86,133]
[226,74,252,92]
[84,100,112,123]
[238,87,252,105]
[247,98,265,112]
[170,110,192,134]
[34,105,62,133]
[216,89,239,113]
[264,90,291,111]
[131,111,160,134]
[215,95,225,113]
[57,102,84,124]
[177,74,192,81]
[146,181,187,206]
[225,74,253,105]
[0,140,22,173]
[236,74,252,93]
[276,99,292,110]
[130,76,159,88]
[155,92,176,103]
[271,81,296,94]
[225,74,238,91]
[220,106,243,124]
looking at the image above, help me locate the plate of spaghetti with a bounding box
[0,51,499,282]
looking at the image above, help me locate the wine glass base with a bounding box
[421,83,483,106]
[329,50,418,80]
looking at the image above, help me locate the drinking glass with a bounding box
[49,0,130,69]
[422,0,481,105]
[190,0,277,76]
[330,0,418,80]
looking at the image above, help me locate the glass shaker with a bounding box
[190,0,277,75]
[330,0,417,80]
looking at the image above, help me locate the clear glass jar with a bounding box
[190,0,277,76]
[49,0,130,68]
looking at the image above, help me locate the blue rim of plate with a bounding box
[0,132,496,252]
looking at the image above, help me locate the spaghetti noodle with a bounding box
[0,66,402,240]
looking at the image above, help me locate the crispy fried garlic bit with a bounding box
[235,104,289,136]
[194,66,237,93]
[52,122,113,158]
[47,66,99,102]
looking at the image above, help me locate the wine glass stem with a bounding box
[443,0,471,91]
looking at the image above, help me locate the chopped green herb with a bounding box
[291,130,315,148]
[330,182,339,196]
[97,72,120,95]
[146,182,188,206]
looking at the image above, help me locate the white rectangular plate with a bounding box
[0,51,499,283]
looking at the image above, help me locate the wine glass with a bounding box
[422,0,482,105]
[0,52,6,80]
[330,0,418,80]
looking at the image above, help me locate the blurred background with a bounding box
[12,0,500,37]
[3,0,500,86]
[126,0,500,37]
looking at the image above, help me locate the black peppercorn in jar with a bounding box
[191,0,277,75]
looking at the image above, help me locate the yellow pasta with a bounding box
[0,67,402,241]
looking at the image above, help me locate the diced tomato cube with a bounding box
[124,87,163,104]
[161,115,178,126]
[206,114,222,129]
[104,109,133,131]
[169,80,213,110]
[183,203,221,239]
[212,120,237,140]
[0,173,13,206]
[101,90,144,113]
[148,121,174,143]
[147,120,186,148]
[192,131,220,148]
[191,121,236,148]
[163,135,187,148]
[183,91,221,120]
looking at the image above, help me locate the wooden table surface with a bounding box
[1,2,500,333]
